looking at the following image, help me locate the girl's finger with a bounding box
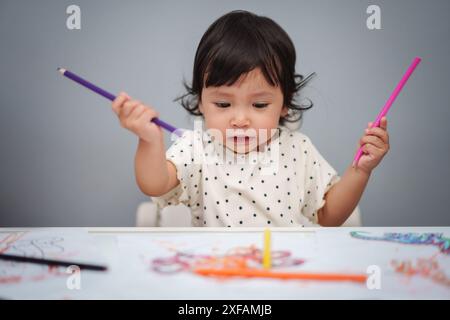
[362,143,380,157]
[118,91,131,100]
[379,117,388,130]
[134,104,159,121]
[363,142,385,157]
[138,109,158,127]
[129,104,147,122]
[362,143,371,155]
[121,100,141,118]
[366,127,389,144]
[112,93,129,115]
[360,135,385,149]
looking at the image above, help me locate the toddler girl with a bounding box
[111,10,389,227]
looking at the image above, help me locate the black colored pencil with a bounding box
[0,253,108,272]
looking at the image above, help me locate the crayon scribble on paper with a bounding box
[391,255,450,288]
[0,232,72,284]
[149,245,304,274]
[350,231,450,254]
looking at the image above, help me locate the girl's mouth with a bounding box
[230,136,253,144]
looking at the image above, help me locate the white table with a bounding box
[0,227,449,299]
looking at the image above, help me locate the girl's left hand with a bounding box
[354,117,390,174]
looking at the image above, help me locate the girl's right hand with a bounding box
[112,92,163,144]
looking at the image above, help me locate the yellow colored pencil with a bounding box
[263,228,271,269]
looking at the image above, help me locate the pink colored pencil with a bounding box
[353,57,422,167]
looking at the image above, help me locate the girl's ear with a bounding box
[198,102,204,114]
[281,106,289,117]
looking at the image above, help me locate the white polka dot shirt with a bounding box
[152,126,340,227]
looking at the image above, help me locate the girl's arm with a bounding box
[318,117,390,226]
[317,166,370,226]
[135,139,179,196]
[112,92,179,196]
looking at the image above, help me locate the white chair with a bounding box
[136,201,362,227]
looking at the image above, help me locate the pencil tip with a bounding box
[57,67,66,75]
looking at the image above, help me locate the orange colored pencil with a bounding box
[194,268,367,283]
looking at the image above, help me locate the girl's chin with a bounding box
[224,142,259,154]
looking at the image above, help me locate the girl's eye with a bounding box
[214,102,231,108]
[253,103,269,109]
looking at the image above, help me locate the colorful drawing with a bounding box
[0,232,25,254]
[0,232,81,284]
[391,255,450,288]
[350,231,450,254]
[150,245,305,274]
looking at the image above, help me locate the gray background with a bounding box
[0,0,449,227]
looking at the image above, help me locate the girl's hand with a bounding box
[355,117,390,174]
[111,92,163,144]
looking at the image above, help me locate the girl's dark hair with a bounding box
[176,10,315,125]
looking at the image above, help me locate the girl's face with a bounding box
[199,68,288,154]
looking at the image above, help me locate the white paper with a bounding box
[1,228,449,299]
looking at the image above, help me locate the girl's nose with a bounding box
[230,111,250,128]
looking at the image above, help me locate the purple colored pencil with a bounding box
[58,67,181,136]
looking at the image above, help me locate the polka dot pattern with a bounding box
[152,126,340,227]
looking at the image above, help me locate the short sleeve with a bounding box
[300,135,340,224]
[151,130,202,209]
